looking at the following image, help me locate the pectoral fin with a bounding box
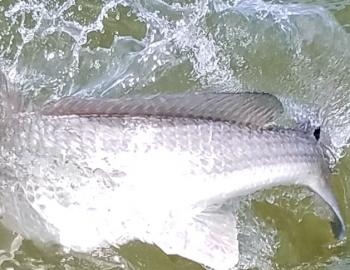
[157,209,239,270]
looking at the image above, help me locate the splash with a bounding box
[0,0,239,100]
[1,0,350,269]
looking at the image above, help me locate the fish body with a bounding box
[0,73,345,270]
[0,112,342,264]
[0,113,327,209]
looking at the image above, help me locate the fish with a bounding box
[0,72,345,270]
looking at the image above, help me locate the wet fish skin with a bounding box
[0,80,345,269]
[0,112,343,241]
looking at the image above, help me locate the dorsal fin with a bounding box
[43,92,283,126]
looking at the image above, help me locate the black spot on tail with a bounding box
[313,127,321,141]
[330,219,346,240]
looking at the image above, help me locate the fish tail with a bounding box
[309,174,346,240]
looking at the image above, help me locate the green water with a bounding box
[1,0,350,269]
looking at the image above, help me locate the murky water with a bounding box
[1,0,350,269]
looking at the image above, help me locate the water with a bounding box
[1,0,350,269]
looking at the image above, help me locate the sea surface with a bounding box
[1,0,350,269]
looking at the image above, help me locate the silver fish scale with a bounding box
[0,112,340,251]
[0,113,324,182]
[0,74,344,267]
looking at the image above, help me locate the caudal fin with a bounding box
[309,179,346,240]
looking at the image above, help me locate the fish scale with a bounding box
[0,77,345,269]
[0,114,328,203]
